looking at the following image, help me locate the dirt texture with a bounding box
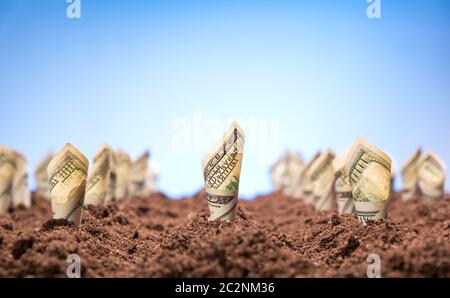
[0,191,448,277]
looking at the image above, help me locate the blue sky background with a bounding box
[1,0,449,198]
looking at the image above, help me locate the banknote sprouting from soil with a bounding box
[0,191,448,277]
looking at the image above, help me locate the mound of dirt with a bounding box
[0,191,448,277]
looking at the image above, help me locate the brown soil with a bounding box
[0,191,448,277]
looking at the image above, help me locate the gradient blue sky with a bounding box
[1,0,449,198]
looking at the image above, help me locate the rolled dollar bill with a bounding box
[280,151,304,198]
[333,148,354,214]
[417,151,446,204]
[97,145,116,204]
[310,150,336,211]
[34,151,53,199]
[203,122,245,221]
[47,143,89,225]
[301,151,321,204]
[346,138,392,223]
[0,145,16,214]
[401,148,421,201]
[145,160,158,194]
[11,150,31,208]
[84,145,111,206]
[114,149,131,200]
[129,150,150,197]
